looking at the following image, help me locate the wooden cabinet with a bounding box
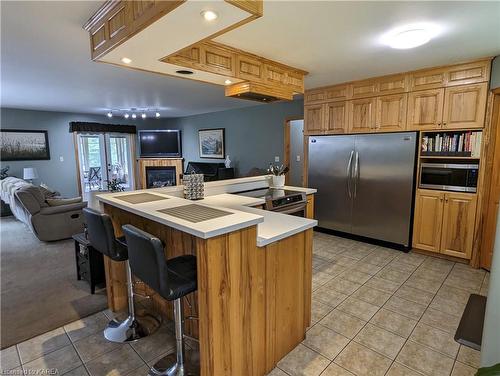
[440,193,477,259]
[325,101,348,134]
[413,189,477,259]
[413,190,444,253]
[304,105,325,135]
[348,98,376,133]
[442,83,488,129]
[375,93,407,132]
[407,89,444,130]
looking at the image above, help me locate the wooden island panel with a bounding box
[101,203,313,376]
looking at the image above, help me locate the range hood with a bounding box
[225,82,294,103]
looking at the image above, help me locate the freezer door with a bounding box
[351,132,417,246]
[308,135,355,233]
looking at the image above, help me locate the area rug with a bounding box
[0,217,107,349]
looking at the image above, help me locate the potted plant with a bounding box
[268,164,289,188]
[108,178,125,192]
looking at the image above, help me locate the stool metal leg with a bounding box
[149,298,199,376]
[104,261,160,343]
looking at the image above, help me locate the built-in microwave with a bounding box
[419,163,479,193]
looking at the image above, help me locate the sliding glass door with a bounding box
[76,133,135,196]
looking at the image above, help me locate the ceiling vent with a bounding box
[225,82,294,103]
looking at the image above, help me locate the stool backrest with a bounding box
[83,208,125,260]
[122,224,167,297]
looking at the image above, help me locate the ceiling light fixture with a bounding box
[224,79,232,85]
[107,111,113,118]
[201,10,218,21]
[131,113,137,119]
[155,112,161,118]
[121,57,132,64]
[380,23,441,49]
[124,113,130,119]
[141,113,146,119]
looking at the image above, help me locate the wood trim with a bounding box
[283,117,304,186]
[137,158,183,189]
[72,133,82,197]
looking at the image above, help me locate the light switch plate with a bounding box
[296,155,301,162]
[274,156,280,162]
[59,156,64,162]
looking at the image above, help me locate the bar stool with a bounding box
[122,224,199,376]
[83,208,160,343]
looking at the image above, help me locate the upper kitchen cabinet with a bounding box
[348,98,376,133]
[304,104,325,135]
[442,82,488,129]
[375,93,407,132]
[325,101,348,134]
[407,88,444,131]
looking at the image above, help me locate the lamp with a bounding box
[23,167,38,183]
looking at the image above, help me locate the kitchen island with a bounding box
[96,177,317,376]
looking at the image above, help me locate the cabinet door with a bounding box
[413,189,444,253]
[442,83,488,130]
[348,98,376,133]
[440,193,477,259]
[376,94,407,132]
[304,105,324,135]
[325,101,348,134]
[407,88,444,130]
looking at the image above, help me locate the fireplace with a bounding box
[145,166,176,188]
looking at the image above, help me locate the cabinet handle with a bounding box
[443,122,447,127]
[440,196,443,202]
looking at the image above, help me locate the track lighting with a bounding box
[131,113,137,119]
[141,113,146,119]
[107,111,113,118]
[124,113,129,119]
[155,112,161,118]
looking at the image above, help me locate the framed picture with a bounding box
[0,129,50,161]
[198,128,225,159]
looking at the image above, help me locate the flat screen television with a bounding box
[139,130,182,158]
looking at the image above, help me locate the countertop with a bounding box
[96,179,317,247]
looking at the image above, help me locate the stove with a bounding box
[236,188,307,215]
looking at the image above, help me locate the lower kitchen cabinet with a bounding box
[413,189,477,259]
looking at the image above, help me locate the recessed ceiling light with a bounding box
[141,113,146,119]
[131,113,137,119]
[224,79,232,85]
[381,23,441,49]
[155,112,161,118]
[106,111,113,118]
[121,57,132,64]
[176,70,194,75]
[201,10,218,21]
[124,113,130,119]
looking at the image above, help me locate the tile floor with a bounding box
[0,232,488,376]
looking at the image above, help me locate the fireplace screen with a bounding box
[146,166,176,188]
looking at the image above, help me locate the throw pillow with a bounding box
[46,197,82,207]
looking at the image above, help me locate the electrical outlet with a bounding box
[296,155,301,162]
[59,156,64,162]
[274,156,280,162]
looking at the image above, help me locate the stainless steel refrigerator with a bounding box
[308,132,417,247]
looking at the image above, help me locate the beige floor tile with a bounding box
[312,271,335,291]
[124,365,150,376]
[321,363,355,376]
[404,276,442,294]
[412,267,448,283]
[311,299,334,325]
[428,295,467,317]
[332,256,359,268]
[17,327,70,364]
[318,262,349,277]
[421,258,454,273]
[369,308,417,338]
[365,277,401,293]
[350,286,391,307]
[340,270,372,285]
[64,313,109,343]
[85,346,145,376]
[312,287,349,308]
[443,275,481,293]
[130,325,176,363]
[266,367,289,376]
[396,341,454,376]
[319,310,366,339]
[302,324,349,360]
[410,323,459,358]
[457,346,481,368]
[354,323,406,359]
[324,278,362,295]
[386,362,423,376]
[395,252,427,267]
[337,297,379,321]
[73,332,120,363]
[352,262,383,276]
[420,308,461,334]
[451,361,477,376]
[395,285,435,306]
[334,342,392,376]
[277,344,330,376]
[376,267,411,284]
[383,296,426,320]
[62,365,89,376]
[361,254,393,267]
[23,345,82,375]
[1,346,20,370]
[437,285,474,304]
[388,260,419,274]
[312,256,331,270]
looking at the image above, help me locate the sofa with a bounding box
[0,177,87,241]
[185,162,234,181]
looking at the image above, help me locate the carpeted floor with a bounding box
[0,216,107,349]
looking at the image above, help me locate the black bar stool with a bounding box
[83,208,160,343]
[122,224,199,376]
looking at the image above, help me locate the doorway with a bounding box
[284,118,305,187]
[76,133,135,199]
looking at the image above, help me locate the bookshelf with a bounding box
[420,130,482,159]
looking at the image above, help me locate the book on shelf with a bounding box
[421,131,482,157]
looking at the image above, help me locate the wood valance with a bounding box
[69,122,136,134]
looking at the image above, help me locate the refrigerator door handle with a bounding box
[353,151,359,198]
[347,150,354,198]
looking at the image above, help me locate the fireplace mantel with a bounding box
[137,158,183,189]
